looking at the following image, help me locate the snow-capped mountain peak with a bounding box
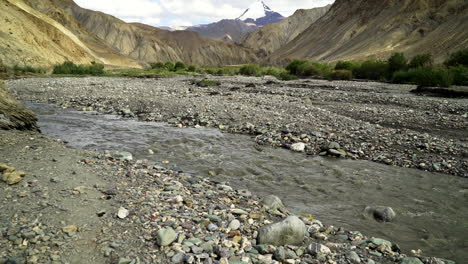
[237,0,284,26]
[238,1,271,20]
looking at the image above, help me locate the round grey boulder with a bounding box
[364,206,396,222]
[257,215,306,246]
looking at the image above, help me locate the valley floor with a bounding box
[7,76,468,177]
[1,76,467,264]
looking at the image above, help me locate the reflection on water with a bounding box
[27,102,468,262]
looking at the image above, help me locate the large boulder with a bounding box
[0,81,38,131]
[257,216,306,246]
[155,227,177,246]
[364,206,396,222]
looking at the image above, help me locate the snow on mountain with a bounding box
[237,0,284,26]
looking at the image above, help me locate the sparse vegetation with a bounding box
[327,70,353,80]
[13,65,45,74]
[239,64,261,76]
[409,54,433,68]
[37,53,468,87]
[53,61,104,75]
[444,48,468,67]
[387,53,408,74]
[353,59,388,80]
[174,61,186,71]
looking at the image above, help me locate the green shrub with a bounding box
[411,67,453,87]
[260,66,286,78]
[335,61,361,71]
[187,65,197,72]
[13,65,43,74]
[174,61,186,71]
[297,62,320,76]
[150,62,165,69]
[354,60,388,80]
[445,48,468,67]
[327,70,353,80]
[278,72,298,81]
[164,61,175,71]
[387,52,408,73]
[409,54,433,68]
[53,61,104,75]
[239,64,261,76]
[286,60,308,75]
[449,65,468,86]
[392,71,413,84]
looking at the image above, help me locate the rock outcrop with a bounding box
[0,81,38,131]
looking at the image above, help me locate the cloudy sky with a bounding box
[74,0,334,27]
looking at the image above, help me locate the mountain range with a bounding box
[185,0,284,43]
[0,0,467,69]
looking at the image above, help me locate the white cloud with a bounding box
[74,0,335,27]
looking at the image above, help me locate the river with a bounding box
[26,102,468,263]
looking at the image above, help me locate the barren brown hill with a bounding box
[268,0,468,64]
[37,0,257,66]
[0,0,96,68]
[241,5,331,57]
[0,0,141,68]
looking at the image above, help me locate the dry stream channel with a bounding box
[26,102,467,263]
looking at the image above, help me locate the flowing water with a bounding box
[27,102,468,262]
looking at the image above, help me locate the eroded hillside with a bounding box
[241,5,331,57]
[268,0,468,64]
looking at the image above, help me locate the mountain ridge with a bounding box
[268,0,468,64]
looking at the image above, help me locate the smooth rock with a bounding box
[62,225,78,233]
[347,251,361,264]
[364,206,396,222]
[112,151,133,161]
[261,195,284,211]
[171,252,185,263]
[156,227,177,246]
[257,216,306,246]
[290,143,305,152]
[307,242,331,256]
[400,257,424,264]
[228,219,241,231]
[328,142,340,150]
[117,207,130,219]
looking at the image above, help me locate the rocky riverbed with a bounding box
[0,129,458,264]
[7,76,468,177]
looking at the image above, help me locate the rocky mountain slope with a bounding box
[186,19,258,43]
[0,0,104,68]
[241,5,331,56]
[30,0,257,66]
[268,0,468,64]
[0,0,256,68]
[186,0,285,43]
